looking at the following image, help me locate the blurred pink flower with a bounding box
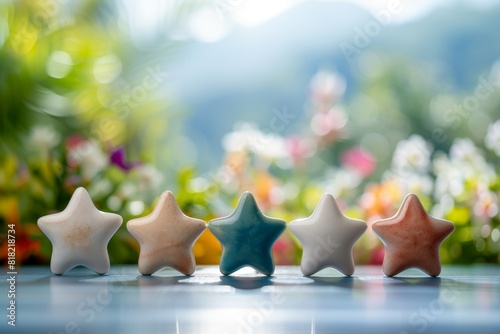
[272,234,295,265]
[65,135,86,155]
[341,147,376,178]
[368,246,385,265]
[310,107,347,144]
[474,191,499,219]
[285,136,316,166]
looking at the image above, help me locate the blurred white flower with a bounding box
[222,123,255,152]
[449,138,495,181]
[433,152,464,198]
[252,134,287,160]
[310,70,346,105]
[485,120,500,156]
[434,166,465,199]
[433,139,496,201]
[222,123,288,161]
[324,168,361,198]
[431,194,454,218]
[134,164,163,192]
[392,173,434,196]
[29,126,60,151]
[67,140,108,181]
[450,138,483,164]
[392,135,433,175]
[188,177,211,193]
[115,182,137,200]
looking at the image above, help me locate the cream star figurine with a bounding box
[372,193,455,277]
[127,191,207,276]
[289,193,367,276]
[37,187,123,275]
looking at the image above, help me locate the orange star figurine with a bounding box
[372,193,455,277]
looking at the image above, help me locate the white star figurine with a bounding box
[38,187,123,275]
[127,191,207,276]
[289,193,367,276]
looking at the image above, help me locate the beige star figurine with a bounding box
[38,187,123,275]
[127,191,207,276]
[372,193,455,277]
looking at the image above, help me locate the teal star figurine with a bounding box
[208,192,286,276]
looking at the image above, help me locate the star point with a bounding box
[208,192,286,276]
[289,193,367,276]
[372,193,455,277]
[37,187,123,275]
[127,191,207,276]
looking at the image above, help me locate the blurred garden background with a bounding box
[0,0,499,267]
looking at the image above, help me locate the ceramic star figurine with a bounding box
[37,187,123,275]
[208,192,286,276]
[289,193,367,276]
[372,193,455,277]
[127,191,206,276]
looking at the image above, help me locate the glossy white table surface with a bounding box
[2,265,499,334]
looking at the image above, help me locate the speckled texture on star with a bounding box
[127,191,207,276]
[208,192,286,276]
[37,187,123,275]
[289,193,367,276]
[372,193,455,277]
